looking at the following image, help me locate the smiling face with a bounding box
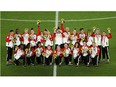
[83,41,87,46]
[31,29,35,34]
[10,31,14,36]
[75,42,79,48]
[38,43,41,47]
[80,29,84,34]
[64,43,68,49]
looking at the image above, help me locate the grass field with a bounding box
[1,11,116,76]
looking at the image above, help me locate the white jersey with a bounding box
[35,47,43,57]
[64,48,71,57]
[36,35,42,42]
[55,33,63,45]
[94,34,102,46]
[36,35,44,46]
[81,46,89,56]
[14,34,21,46]
[6,34,14,48]
[45,50,52,58]
[79,33,86,46]
[87,36,94,46]
[63,32,70,44]
[22,33,30,45]
[30,40,36,47]
[30,34,36,41]
[90,46,99,58]
[71,35,78,45]
[102,36,109,47]
[45,35,53,46]
[73,48,79,59]
[14,49,24,60]
[26,49,33,57]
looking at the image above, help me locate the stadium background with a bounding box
[1,11,116,76]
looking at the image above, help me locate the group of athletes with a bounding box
[6,18,112,67]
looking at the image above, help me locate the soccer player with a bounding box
[54,27,64,49]
[6,30,14,65]
[44,45,53,65]
[63,43,72,65]
[72,42,81,66]
[89,42,100,66]
[14,44,25,66]
[78,28,87,46]
[36,21,46,45]
[30,28,36,40]
[101,28,112,63]
[14,28,21,50]
[60,19,70,46]
[21,28,30,48]
[25,43,35,65]
[35,42,44,65]
[81,40,90,66]
[30,37,36,49]
[44,30,54,48]
[70,29,79,46]
[87,29,94,47]
[53,45,63,65]
[92,27,102,62]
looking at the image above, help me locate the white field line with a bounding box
[1,16,116,22]
[53,11,59,77]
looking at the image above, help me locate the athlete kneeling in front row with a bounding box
[63,43,72,65]
[89,42,100,66]
[53,45,63,65]
[72,42,81,66]
[14,44,25,66]
[43,45,53,65]
[81,41,90,66]
[35,42,44,65]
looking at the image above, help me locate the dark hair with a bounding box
[31,28,34,30]
[36,42,41,47]
[80,28,84,31]
[26,43,31,49]
[74,42,80,48]
[44,29,48,31]
[83,40,87,43]
[10,30,14,32]
[74,28,77,30]
[57,26,60,29]
[15,28,19,34]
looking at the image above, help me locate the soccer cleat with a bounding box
[50,63,52,65]
[37,20,41,25]
[61,18,65,24]
[69,62,73,65]
[107,59,110,63]
[59,62,62,66]
[87,63,90,67]
[76,63,79,67]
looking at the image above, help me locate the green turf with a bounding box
[1,11,55,76]
[1,11,116,76]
